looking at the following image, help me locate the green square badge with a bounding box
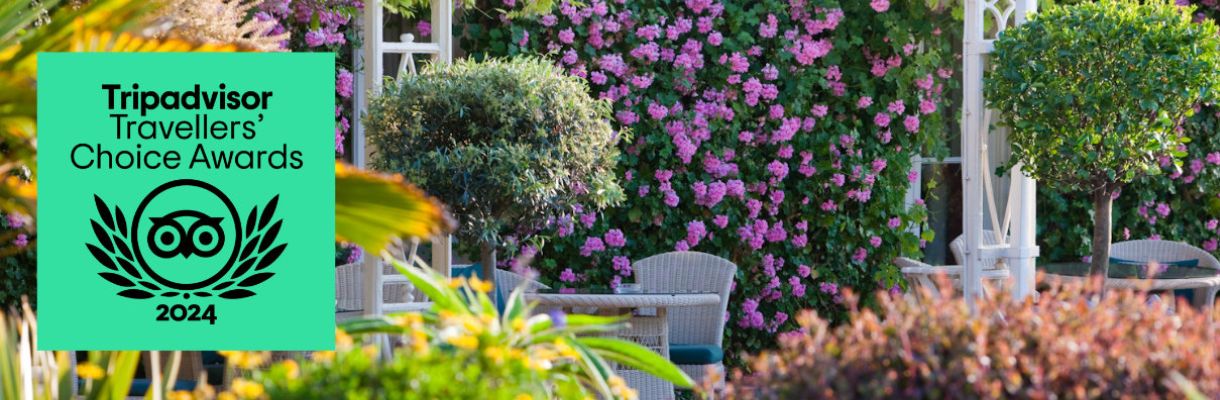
[37,53,335,350]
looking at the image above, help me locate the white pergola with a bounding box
[959,0,1041,307]
[347,0,1042,313]
[353,0,455,319]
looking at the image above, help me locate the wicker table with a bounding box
[1041,262,1220,311]
[524,289,720,400]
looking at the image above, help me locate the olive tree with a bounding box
[365,57,624,279]
[987,0,1220,278]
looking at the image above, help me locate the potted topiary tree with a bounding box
[365,57,624,281]
[987,0,1220,278]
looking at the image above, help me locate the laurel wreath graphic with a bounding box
[87,194,286,300]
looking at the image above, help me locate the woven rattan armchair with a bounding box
[634,251,737,393]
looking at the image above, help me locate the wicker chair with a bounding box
[899,230,1009,296]
[493,268,549,303]
[634,251,737,392]
[1110,240,1220,308]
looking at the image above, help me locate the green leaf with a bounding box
[335,162,451,253]
[578,336,695,388]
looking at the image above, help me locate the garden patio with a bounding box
[7,0,1220,399]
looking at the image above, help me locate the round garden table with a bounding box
[524,289,720,400]
[1041,262,1220,313]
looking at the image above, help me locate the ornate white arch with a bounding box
[961,0,1041,308]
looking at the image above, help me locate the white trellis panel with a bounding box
[352,0,455,321]
[962,0,1041,309]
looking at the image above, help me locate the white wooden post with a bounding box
[961,0,987,311]
[1007,0,1040,300]
[355,0,455,321]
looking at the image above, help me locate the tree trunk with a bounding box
[1089,188,1113,280]
[480,240,497,291]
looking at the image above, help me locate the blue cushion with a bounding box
[669,344,723,365]
[452,263,505,312]
[1109,257,1199,267]
[128,379,196,396]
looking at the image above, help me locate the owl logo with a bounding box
[86,179,286,300]
[146,210,226,259]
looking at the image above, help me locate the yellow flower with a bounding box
[362,344,379,358]
[410,330,430,354]
[76,362,104,380]
[554,339,580,359]
[511,317,527,332]
[217,392,238,400]
[469,276,494,293]
[230,378,265,399]
[484,346,506,364]
[393,313,424,328]
[608,375,638,400]
[310,351,335,363]
[335,328,354,351]
[168,390,195,400]
[446,334,478,350]
[277,359,299,379]
[514,394,534,400]
[448,277,468,288]
[460,315,485,335]
[218,351,269,369]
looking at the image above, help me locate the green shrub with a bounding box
[1040,0,1220,265]
[986,0,1220,277]
[365,57,623,266]
[717,281,1220,399]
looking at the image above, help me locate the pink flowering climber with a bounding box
[903,115,920,132]
[604,229,627,247]
[560,268,577,283]
[580,236,606,257]
[874,112,891,128]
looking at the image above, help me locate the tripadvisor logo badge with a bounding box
[86,179,285,324]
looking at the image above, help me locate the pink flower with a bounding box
[664,191,681,207]
[870,235,883,248]
[1205,239,1218,252]
[767,160,789,179]
[604,229,627,247]
[687,220,708,246]
[874,113,891,128]
[857,96,873,109]
[13,233,27,248]
[613,256,633,276]
[871,0,890,12]
[903,115,920,132]
[558,28,576,44]
[713,214,729,228]
[560,268,577,283]
[580,237,606,256]
[417,21,432,37]
[798,264,812,278]
[5,213,25,229]
[852,247,868,262]
[919,99,937,114]
[304,30,326,47]
[336,68,353,98]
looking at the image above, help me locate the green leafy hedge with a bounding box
[462,0,957,361]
